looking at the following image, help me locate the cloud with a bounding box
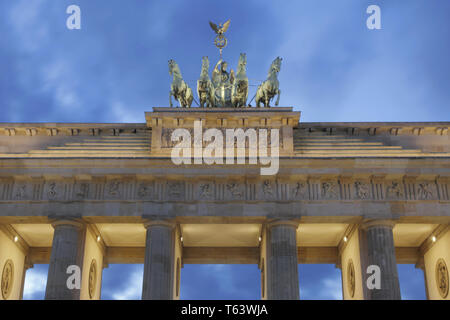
[105,267,143,300]
[23,269,47,300]
[301,274,342,300]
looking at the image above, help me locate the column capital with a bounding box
[266,218,300,230]
[360,219,396,230]
[50,218,85,230]
[24,256,34,270]
[143,218,177,230]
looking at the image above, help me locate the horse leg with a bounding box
[275,89,281,106]
[264,91,269,108]
[169,90,173,107]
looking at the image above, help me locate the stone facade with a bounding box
[0,107,449,299]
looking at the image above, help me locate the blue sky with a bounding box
[24,263,426,300]
[2,0,448,299]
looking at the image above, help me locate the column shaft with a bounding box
[266,220,299,300]
[142,220,176,300]
[45,220,86,300]
[361,220,401,300]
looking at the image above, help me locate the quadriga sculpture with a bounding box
[231,53,249,108]
[255,57,282,107]
[168,59,193,108]
[197,57,214,108]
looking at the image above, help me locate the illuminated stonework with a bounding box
[88,259,97,299]
[347,259,355,298]
[1,259,14,300]
[436,259,449,299]
[0,108,449,300]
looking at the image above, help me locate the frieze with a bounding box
[0,177,446,202]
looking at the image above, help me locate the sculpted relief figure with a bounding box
[418,182,434,200]
[321,182,337,199]
[108,181,121,197]
[199,183,213,199]
[14,184,26,200]
[293,182,307,199]
[138,183,152,198]
[76,183,89,199]
[262,180,274,198]
[47,182,58,199]
[355,181,370,199]
[227,183,243,199]
[386,181,404,199]
[168,182,183,198]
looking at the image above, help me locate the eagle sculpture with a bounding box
[209,20,231,35]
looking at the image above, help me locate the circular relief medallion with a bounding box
[1,259,14,300]
[88,259,97,299]
[347,259,355,298]
[435,258,449,299]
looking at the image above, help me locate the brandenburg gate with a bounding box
[1,21,449,300]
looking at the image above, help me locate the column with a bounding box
[265,219,300,300]
[360,219,401,300]
[142,219,176,300]
[45,219,86,300]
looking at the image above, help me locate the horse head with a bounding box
[238,53,247,69]
[270,57,282,73]
[168,59,181,77]
[201,56,210,70]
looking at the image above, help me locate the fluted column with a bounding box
[360,219,401,300]
[45,219,86,300]
[265,219,300,300]
[142,219,176,300]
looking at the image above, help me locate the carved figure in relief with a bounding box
[199,183,213,199]
[108,181,121,197]
[76,183,89,199]
[47,182,57,199]
[418,183,433,200]
[321,182,337,199]
[292,182,307,198]
[355,182,370,199]
[386,181,403,199]
[168,182,183,198]
[14,184,26,200]
[138,183,152,198]
[227,183,243,199]
[262,180,274,198]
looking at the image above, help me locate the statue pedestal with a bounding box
[145,107,300,157]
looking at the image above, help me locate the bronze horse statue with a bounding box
[231,53,249,108]
[169,59,193,108]
[255,57,282,107]
[197,57,214,108]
